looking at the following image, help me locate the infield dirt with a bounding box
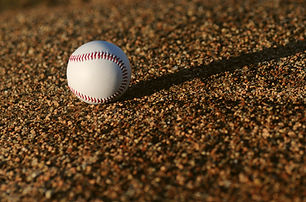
[0,0,305,201]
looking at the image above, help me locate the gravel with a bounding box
[0,0,305,201]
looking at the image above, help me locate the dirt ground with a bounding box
[0,0,305,201]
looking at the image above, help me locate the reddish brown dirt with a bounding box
[0,0,305,201]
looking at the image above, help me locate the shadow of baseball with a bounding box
[123,40,305,101]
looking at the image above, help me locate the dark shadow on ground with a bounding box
[123,40,305,100]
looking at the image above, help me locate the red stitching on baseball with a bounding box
[69,86,119,104]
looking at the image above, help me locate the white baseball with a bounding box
[67,41,131,104]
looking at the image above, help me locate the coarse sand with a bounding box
[0,0,305,201]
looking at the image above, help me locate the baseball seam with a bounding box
[68,51,129,104]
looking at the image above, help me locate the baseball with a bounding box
[67,41,131,104]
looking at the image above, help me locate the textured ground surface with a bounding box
[0,0,305,201]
